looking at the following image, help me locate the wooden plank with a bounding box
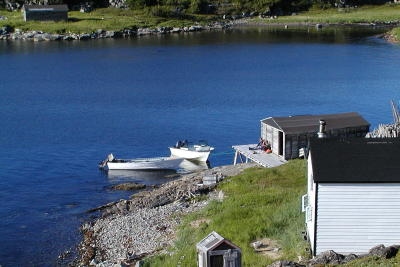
[232,144,287,168]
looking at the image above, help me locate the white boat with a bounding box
[99,153,184,170]
[169,140,214,162]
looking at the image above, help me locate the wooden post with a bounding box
[233,150,238,165]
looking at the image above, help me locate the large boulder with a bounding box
[268,260,305,267]
[309,250,345,265]
[369,244,400,259]
[110,182,146,191]
[0,25,13,34]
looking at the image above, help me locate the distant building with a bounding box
[260,112,370,160]
[303,138,400,256]
[22,5,68,22]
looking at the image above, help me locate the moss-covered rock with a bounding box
[110,182,146,191]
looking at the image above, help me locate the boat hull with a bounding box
[105,157,184,170]
[169,147,212,162]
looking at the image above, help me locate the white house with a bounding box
[303,138,400,256]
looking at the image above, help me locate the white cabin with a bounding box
[303,138,400,256]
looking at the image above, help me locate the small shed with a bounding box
[197,231,241,267]
[22,5,68,22]
[260,112,370,160]
[303,138,400,256]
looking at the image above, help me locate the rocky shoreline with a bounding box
[74,163,257,266]
[0,21,234,41]
[1,18,397,42]
[74,161,400,267]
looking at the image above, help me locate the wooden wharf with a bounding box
[232,144,287,168]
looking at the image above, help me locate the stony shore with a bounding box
[74,163,257,266]
[1,18,396,42]
[0,21,234,41]
[73,161,400,267]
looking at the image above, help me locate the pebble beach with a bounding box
[76,163,257,266]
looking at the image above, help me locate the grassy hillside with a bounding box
[143,160,310,266]
[142,159,400,266]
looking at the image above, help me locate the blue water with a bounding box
[1,26,399,266]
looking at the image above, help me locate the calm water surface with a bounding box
[1,26,399,266]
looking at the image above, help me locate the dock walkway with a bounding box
[232,144,287,168]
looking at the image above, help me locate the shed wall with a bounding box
[24,10,67,21]
[315,183,400,255]
[260,123,276,152]
[305,153,316,254]
[261,120,369,160]
[272,128,279,154]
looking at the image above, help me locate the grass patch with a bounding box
[343,253,400,267]
[256,4,400,25]
[1,5,400,35]
[0,8,216,33]
[143,160,309,267]
[390,27,400,42]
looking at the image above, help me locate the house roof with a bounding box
[23,4,68,12]
[261,112,369,135]
[196,231,239,252]
[309,138,400,183]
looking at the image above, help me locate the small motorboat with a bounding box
[99,153,184,170]
[169,140,214,162]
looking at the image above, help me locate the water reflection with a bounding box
[107,169,176,184]
[105,159,210,184]
[178,159,210,173]
[0,25,391,55]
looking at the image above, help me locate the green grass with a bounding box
[343,254,400,267]
[253,4,400,41]
[0,8,216,33]
[141,159,400,266]
[256,4,400,25]
[142,160,309,267]
[1,4,400,39]
[390,27,400,42]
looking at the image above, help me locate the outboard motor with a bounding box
[99,153,115,169]
[176,140,182,148]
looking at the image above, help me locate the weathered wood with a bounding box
[391,100,400,124]
[232,144,287,168]
[366,100,400,138]
[366,123,400,138]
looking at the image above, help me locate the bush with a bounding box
[188,0,209,14]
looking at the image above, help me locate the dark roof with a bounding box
[309,138,400,183]
[23,4,68,11]
[261,112,369,135]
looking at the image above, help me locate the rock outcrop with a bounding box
[0,22,232,41]
[269,244,400,267]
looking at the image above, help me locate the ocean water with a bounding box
[1,25,399,266]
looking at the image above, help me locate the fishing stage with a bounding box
[232,144,287,168]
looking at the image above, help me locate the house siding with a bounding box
[315,183,400,255]
[272,128,280,154]
[305,153,316,253]
[261,123,276,152]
